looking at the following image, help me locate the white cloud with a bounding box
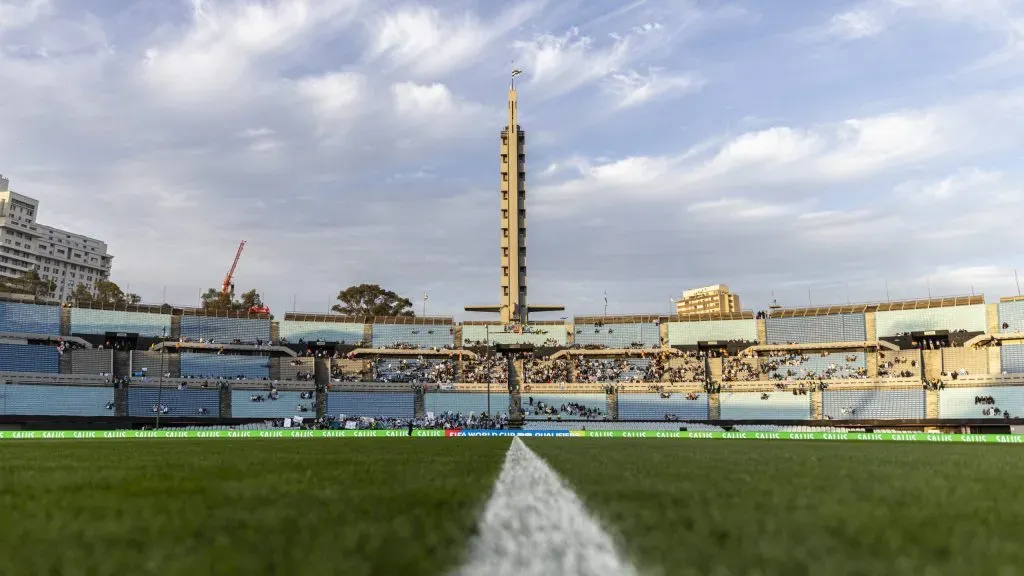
[895,168,1004,201]
[142,0,361,103]
[367,2,543,77]
[295,72,365,118]
[687,198,797,220]
[605,68,704,108]
[826,9,887,39]
[0,0,51,33]
[513,27,632,97]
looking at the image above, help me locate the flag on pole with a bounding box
[604,292,608,306]
[511,69,523,78]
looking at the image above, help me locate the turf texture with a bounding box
[529,439,1024,576]
[0,439,509,576]
[5,438,1024,576]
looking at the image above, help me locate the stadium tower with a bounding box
[466,70,563,325]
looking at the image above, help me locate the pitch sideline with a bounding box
[453,437,640,576]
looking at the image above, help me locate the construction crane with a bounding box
[222,240,246,296]
[219,241,270,315]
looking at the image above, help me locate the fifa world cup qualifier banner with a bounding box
[0,429,1022,443]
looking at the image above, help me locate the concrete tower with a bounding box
[501,77,526,323]
[466,72,563,325]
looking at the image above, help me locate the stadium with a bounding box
[4,47,1024,576]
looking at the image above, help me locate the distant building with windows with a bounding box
[0,175,113,302]
[676,284,741,316]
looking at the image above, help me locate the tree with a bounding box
[332,284,414,317]
[71,283,94,305]
[201,287,266,314]
[1,270,56,302]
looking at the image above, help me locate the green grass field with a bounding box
[2,438,1024,575]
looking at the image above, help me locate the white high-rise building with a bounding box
[0,175,113,301]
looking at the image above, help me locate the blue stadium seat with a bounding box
[230,390,315,418]
[0,301,60,335]
[69,308,171,338]
[939,386,1024,419]
[765,314,866,344]
[874,305,986,337]
[719,392,811,420]
[180,353,270,379]
[667,320,757,345]
[823,389,926,419]
[0,344,59,373]
[371,324,454,349]
[326,391,414,418]
[278,321,365,344]
[998,301,1024,333]
[0,384,114,416]
[126,387,220,417]
[573,323,660,348]
[180,316,271,344]
[617,393,709,420]
[1002,345,1024,374]
[424,392,511,417]
[762,352,866,380]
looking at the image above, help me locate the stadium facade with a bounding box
[0,176,113,301]
[1,293,1024,429]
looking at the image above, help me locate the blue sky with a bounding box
[2,0,1023,318]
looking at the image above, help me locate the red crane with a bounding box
[219,241,270,315]
[222,240,246,296]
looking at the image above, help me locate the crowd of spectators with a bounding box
[462,354,508,384]
[723,355,759,382]
[524,358,573,383]
[761,352,867,381]
[525,396,605,420]
[878,352,918,378]
[372,357,456,384]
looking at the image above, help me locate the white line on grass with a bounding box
[454,437,640,576]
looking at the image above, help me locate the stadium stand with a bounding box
[130,350,167,376]
[941,347,988,376]
[424,392,511,417]
[0,344,59,373]
[373,358,455,383]
[230,390,316,418]
[0,301,60,335]
[126,387,220,417]
[877,350,921,379]
[939,386,1024,419]
[180,353,270,380]
[998,300,1024,333]
[326,391,414,419]
[573,322,660,349]
[719,392,811,420]
[761,351,867,380]
[523,393,607,420]
[617,392,709,421]
[668,319,756,345]
[823,389,926,419]
[462,324,567,346]
[69,349,113,375]
[0,384,115,416]
[69,308,171,338]
[180,316,271,344]
[765,314,867,344]
[279,357,315,381]
[372,324,454,349]
[278,320,365,344]
[575,358,655,382]
[1002,345,1024,374]
[874,305,986,337]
